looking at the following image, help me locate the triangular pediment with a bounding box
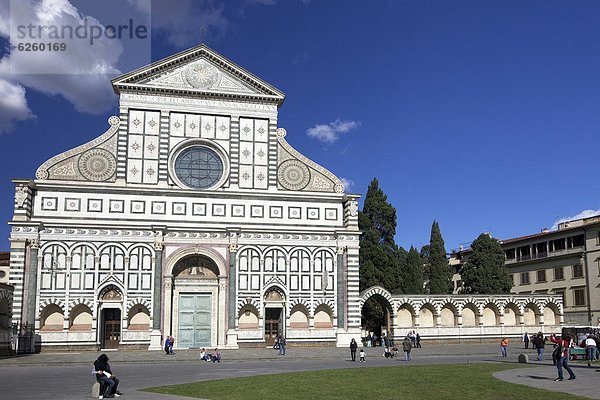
[112,44,285,105]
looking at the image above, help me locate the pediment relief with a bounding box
[112,44,285,104]
[141,59,258,96]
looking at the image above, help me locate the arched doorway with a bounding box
[264,287,285,346]
[361,295,393,346]
[98,286,123,349]
[170,255,220,349]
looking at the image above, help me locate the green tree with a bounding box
[401,246,424,294]
[359,178,404,331]
[358,178,402,293]
[427,221,452,294]
[460,233,513,294]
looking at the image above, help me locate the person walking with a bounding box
[278,334,286,355]
[533,332,546,361]
[359,348,366,362]
[523,332,530,349]
[350,338,358,361]
[164,336,171,355]
[416,332,422,348]
[550,333,576,381]
[500,337,509,358]
[169,335,175,355]
[585,334,597,367]
[402,336,412,361]
[366,333,372,348]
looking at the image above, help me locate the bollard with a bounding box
[518,353,529,364]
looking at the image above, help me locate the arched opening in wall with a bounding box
[397,304,415,328]
[99,286,123,349]
[523,303,540,325]
[69,304,92,331]
[440,303,458,327]
[238,305,259,330]
[314,304,333,329]
[481,303,500,326]
[0,298,10,329]
[172,255,220,349]
[544,303,560,325]
[264,287,286,346]
[289,304,309,329]
[361,295,392,341]
[462,304,479,327]
[419,304,435,328]
[128,304,150,331]
[40,304,63,331]
[503,303,519,326]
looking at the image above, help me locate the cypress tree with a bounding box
[402,246,424,294]
[359,178,403,331]
[460,233,513,294]
[427,221,452,294]
[358,178,401,293]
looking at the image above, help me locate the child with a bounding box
[359,348,366,362]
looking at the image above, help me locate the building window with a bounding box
[573,287,586,306]
[553,266,564,281]
[572,264,584,279]
[550,238,566,252]
[505,248,515,260]
[536,269,546,283]
[174,146,224,189]
[520,272,530,285]
[568,234,584,248]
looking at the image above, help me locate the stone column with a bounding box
[336,246,346,330]
[148,235,164,350]
[218,278,227,347]
[226,231,239,349]
[25,239,40,329]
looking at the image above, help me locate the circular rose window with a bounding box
[174,146,224,189]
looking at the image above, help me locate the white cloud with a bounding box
[340,177,354,192]
[0,79,34,133]
[306,119,360,143]
[551,209,600,230]
[0,0,124,124]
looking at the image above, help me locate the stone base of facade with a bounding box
[225,330,239,349]
[148,330,163,351]
[336,329,362,347]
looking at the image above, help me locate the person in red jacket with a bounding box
[549,333,576,381]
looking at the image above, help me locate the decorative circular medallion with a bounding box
[174,146,224,189]
[78,148,116,181]
[277,160,310,191]
[184,61,220,89]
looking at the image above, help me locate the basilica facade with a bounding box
[8,45,361,350]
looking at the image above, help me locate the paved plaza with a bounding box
[0,343,598,399]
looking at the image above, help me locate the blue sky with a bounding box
[0,0,599,252]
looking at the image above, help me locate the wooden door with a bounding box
[264,308,282,346]
[103,309,121,349]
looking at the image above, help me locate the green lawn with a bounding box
[144,363,587,400]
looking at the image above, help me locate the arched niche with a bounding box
[40,304,63,331]
[69,304,93,331]
[419,304,435,327]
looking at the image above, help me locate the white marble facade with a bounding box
[8,45,362,350]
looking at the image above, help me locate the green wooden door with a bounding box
[178,294,211,348]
